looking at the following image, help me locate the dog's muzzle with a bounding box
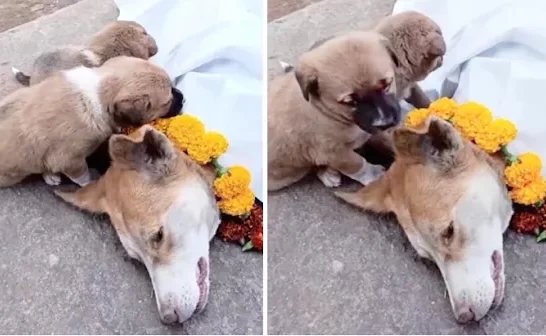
[353,92,401,134]
[165,87,185,118]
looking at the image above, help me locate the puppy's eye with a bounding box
[151,227,164,246]
[341,94,358,107]
[146,101,152,110]
[442,221,455,242]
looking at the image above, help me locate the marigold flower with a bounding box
[451,101,493,140]
[474,119,518,154]
[509,177,546,205]
[504,152,543,188]
[250,229,263,251]
[149,118,172,133]
[166,115,205,151]
[204,132,229,159]
[404,108,430,128]
[429,97,458,120]
[214,165,252,199]
[218,188,255,216]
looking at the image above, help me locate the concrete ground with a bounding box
[267,0,546,334]
[0,0,262,334]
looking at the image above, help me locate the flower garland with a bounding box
[123,115,262,252]
[404,98,546,242]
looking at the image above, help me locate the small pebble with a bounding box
[48,254,59,266]
[332,260,344,273]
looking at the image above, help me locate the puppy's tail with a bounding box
[278,60,294,73]
[11,67,31,86]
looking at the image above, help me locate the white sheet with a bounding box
[114,0,264,200]
[393,0,546,177]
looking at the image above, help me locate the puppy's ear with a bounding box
[109,125,176,178]
[111,94,151,127]
[294,61,319,101]
[426,32,446,56]
[380,36,400,67]
[393,116,462,171]
[54,180,107,214]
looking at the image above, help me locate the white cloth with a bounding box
[393,0,546,177]
[114,0,264,200]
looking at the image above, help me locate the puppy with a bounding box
[362,11,446,164]
[55,126,221,324]
[336,117,512,323]
[12,20,158,86]
[0,56,176,188]
[268,31,401,191]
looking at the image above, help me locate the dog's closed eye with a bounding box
[151,227,164,248]
[442,221,455,243]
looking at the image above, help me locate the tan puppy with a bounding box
[0,56,174,188]
[336,116,513,324]
[268,31,401,191]
[55,126,221,324]
[12,20,158,86]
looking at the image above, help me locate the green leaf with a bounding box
[242,240,254,252]
[535,200,545,208]
[536,230,546,243]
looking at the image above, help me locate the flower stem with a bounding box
[239,212,251,220]
[500,145,518,165]
[212,158,227,176]
[535,199,545,208]
[242,240,254,252]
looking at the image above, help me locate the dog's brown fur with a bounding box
[0,56,173,188]
[14,20,158,86]
[268,31,398,191]
[363,11,446,163]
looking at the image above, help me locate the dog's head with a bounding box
[294,31,401,133]
[90,20,158,61]
[375,11,446,81]
[100,57,179,128]
[337,116,513,323]
[56,126,220,324]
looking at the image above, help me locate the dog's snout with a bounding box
[164,87,185,118]
[455,307,475,324]
[160,308,179,325]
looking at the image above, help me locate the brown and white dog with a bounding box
[55,125,221,324]
[0,56,177,188]
[12,20,158,86]
[337,116,513,323]
[268,31,400,191]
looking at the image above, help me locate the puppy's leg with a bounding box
[329,151,385,186]
[405,85,431,109]
[63,160,93,187]
[0,172,26,188]
[316,167,341,188]
[42,173,62,186]
[355,130,395,168]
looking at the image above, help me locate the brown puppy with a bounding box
[12,20,158,86]
[268,31,400,191]
[362,11,446,164]
[0,56,173,188]
[55,126,221,324]
[336,117,512,324]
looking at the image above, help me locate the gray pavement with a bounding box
[267,0,546,334]
[0,0,262,334]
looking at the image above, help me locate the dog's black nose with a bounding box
[165,87,185,118]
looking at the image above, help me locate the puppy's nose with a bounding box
[455,307,475,324]
[164,87,185,118]
[160,309,179,324]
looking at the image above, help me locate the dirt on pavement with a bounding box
[268,0,324,21]
[0,0,80,33]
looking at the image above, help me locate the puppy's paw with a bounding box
[43,173,62,186]
[361,164,385,185]
[317,168,341,188]
[69,170,93,187]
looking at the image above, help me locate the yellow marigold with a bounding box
[149,118,172,133]
[504,152,543,188]
[429,97,458,120]
[218,188,255,216]
[214,166,252,199]
[404,108,430,128]
[204,132,229,158]
[166,115,205,151]
[451,101,493,141]
[474,119,518,154]
[509,178,546,205]
[187,135,212,164]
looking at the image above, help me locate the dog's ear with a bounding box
[111,94,151,127]
[426,32,446,56]
[294,61,319,101]
[109,125,176,178]
[380,36,400,67]
[335,177,392,214]
[393,116,462,171]
[54,180,107,214]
